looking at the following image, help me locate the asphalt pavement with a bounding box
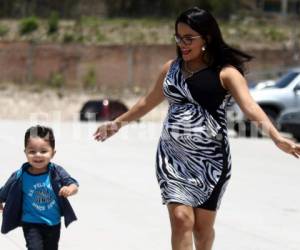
[0,121,299,250]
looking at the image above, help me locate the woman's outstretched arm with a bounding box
[220,66,300,158]
[94,60,173,142]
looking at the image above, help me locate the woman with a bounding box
[94,7,300,250]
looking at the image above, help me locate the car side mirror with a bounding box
[294,84,300,93]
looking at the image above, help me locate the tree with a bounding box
[210,0,239,19]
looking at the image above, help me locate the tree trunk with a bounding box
[281,0,288,16]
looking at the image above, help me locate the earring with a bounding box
[202,46,206,51]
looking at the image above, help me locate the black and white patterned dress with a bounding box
[156,58,232,210]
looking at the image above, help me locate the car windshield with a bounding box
[274,71,299,88]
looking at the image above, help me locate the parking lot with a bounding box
[0,121,299,250]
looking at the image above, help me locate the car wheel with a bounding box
[234,120,263,138]
[258,107,278,137]
[80,101,102,121]
[233,108,278,138]
[262,107,278,127]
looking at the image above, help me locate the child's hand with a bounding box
[58,184,78,198]
[0,203,3,212]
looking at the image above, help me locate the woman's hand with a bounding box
[274,136,300,158]
[93,61,170,143]
[0,203,3,212]
[93,121,121,142]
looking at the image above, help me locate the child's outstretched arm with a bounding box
[55,165,79,198]
[58,184,78,198]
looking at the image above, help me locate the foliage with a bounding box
[83,68,97,89]
[0,0,80,18]
[0,24,9,37]
[210,0,240,19]
[48,72,64,88]
[104,0,240,19]
[0,15,296,46]
[0,0,299,20]
[48,11,59,34]
[263,27,287,41]
[63,33,76,43]
[19,16,39,35]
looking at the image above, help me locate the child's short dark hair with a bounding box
[24,125,55,149]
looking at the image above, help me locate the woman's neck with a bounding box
[184,60,208,73]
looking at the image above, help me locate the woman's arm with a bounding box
[94,60,173,141]
[220,66,300,158]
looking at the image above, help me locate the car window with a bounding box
[274,71,299,88]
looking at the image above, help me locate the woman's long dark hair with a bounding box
[175,7,253,75]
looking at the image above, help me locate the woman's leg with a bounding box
[167,203,195,250]
[193,208,217,250]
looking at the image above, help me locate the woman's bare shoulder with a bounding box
[161,59,176,74]
[220,65,241,79]
[219,65,247,91]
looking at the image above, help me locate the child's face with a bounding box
[24,137,56,173]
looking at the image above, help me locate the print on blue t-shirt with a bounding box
[22,170,61,225]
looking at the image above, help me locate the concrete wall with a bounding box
[0,42,299,90]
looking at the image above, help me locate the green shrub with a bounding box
[96,30,106,42]
[79,16,99,29]
[0,24,9,37]
[76,34,85,43]
[63,33,75,43]
[264,27,286,42]
[83,68,97,89]
[210,0,239,19]
[48,11,59,35]
[19,16,39,35]
[48,72,64,88]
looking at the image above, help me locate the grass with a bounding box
[0,24,9,36]
[0,16,299,48]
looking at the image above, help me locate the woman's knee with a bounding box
[194,226,215,243]
[170,209,195,232]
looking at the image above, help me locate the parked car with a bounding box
[277,108,300,142]
[80,99,128,122]
[252,79,276,90]
[227,67,300,137]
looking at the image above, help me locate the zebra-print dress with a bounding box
[156,58,232,210]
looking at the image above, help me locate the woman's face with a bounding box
[175,22,206,62]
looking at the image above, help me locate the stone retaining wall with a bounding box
[0,42,299,90]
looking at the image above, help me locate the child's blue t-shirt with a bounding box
[22,169,61,225]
